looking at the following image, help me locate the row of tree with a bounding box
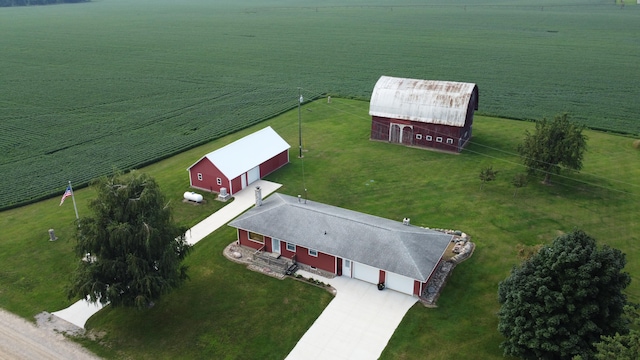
[0,0,87,7]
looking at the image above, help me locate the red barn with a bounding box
[187,126,290,195]
[369,76,479,153]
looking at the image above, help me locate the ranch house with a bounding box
[369,75,479,153]
[187,126,290,196]
[228,192,453,296]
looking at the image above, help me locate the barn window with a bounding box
[216,177,222,185]
[197,173,203,181]
[248,232,264,243]
[286,243,296,252]
[415,134,423,140]
[426,135,433,141]
[436,137,443,143]
[446,138,454,144]
[309,249,318,257]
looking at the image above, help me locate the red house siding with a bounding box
[379,270,386,285]
[293,245,336,274]
[414,280,422,296]
[237,229,264,250]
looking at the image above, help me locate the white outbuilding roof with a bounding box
[188,126,290,179]
[369,76,477,128]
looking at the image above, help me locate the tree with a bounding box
[592,306,640,360]
[68,171,191,309]
[511,173,528,197]
[517,113,587,184]
[479,166,498,190]
[498,230,631,360]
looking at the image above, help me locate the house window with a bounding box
[286,242,296,252]
[216,177,222,186]
[309,249,318,257]
[436,137,443,143]
[426,135,433,141]
[197,173,203,181]
[446,138,454,144]
[415,134,423,140]
[248,232,264,243]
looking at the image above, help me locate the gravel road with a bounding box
[0,309,100,360]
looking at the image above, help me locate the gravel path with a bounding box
[0,309,100,360]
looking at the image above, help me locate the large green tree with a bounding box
[498,230,631,360]
[68,172,191,309]
[517,113,587,184]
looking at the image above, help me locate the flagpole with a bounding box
[69,181,79,220]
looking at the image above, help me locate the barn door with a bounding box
[389,124,401,143]
[401,126,413,145]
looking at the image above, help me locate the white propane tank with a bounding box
[184,191,203,203]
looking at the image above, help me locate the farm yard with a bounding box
[1,0,640,359]
[1,98,639,359]
[1,0,639,209]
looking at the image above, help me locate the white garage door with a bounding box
[385,272,415,296]
[353,262,379,285]
[247,166,260,185]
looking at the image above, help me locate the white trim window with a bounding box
[436,137,443,143]
[415,134,423,140]
[197,173,203,181]
[286,242,296,252]
[446,138,454,144]
[426,135,433,141]
[309,249,318,257]
[216,177,222,185]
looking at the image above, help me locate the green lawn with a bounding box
[1,98,639,358]
[1,0,639,209]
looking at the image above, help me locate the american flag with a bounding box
[60,185,72,206]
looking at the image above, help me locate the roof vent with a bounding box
[403,218,410,225]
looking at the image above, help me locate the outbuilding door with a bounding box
[247,166,260,185]
[385,272,415,296]
[353,262,379,285]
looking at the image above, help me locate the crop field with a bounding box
[1,0,639,209]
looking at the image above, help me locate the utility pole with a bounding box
[298,88,303,158]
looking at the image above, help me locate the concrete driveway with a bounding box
[286,270,418,360]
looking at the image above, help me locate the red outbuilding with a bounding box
[187,126,290,196]
[369,76,479,153]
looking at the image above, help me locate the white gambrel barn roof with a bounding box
[369,76,477,128]
[188,126,290,179]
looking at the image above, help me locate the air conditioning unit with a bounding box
[217,187,230,201]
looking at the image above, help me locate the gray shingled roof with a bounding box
[228,193,452,281]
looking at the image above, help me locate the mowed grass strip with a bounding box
[1,99,639,358]
[1,0,639,209]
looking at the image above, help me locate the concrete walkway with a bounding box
[286,270,418,360]
[185,180,281,245]
[52,180,282,329]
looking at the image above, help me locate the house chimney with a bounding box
[403,218,410,225]
[255,186,262,207]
